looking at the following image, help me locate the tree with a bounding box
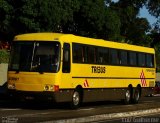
[0,0,134,42]
[0,0,13,40]
[101,8,121,41]
[146,0,160,37]
[65,0,121,41]
[110,0,151,45]
[7,0,81,33]
[147,0,160,18]
[124,17,151,45]
[0,0,155,44]
[144,0,160,67]
[146,0,160,46]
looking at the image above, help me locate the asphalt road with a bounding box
[0,96,160,123]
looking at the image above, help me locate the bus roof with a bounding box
[14,33,67,41]
[14,33,155,54]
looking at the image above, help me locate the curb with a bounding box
[41,108,160,123]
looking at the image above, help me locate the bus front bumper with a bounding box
[8,89,73,103]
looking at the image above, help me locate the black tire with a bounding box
[70,90,81,109]
[124,88,132,104]
[133,88,140,104]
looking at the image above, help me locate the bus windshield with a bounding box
[9,41,60,73]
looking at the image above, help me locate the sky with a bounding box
[112,0,157,26]
[139,6,157,25]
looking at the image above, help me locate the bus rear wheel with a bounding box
[70,90,81,109]
[132,87,140,104]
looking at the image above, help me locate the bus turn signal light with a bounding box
[54,85,59,92]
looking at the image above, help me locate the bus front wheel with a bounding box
[124,88,132,104]
[70,90,81,109]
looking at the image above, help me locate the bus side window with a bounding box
[110,49,119,65]
[62,43,71,73]
[146,54,154,68]
[120,50,128,65]
[129,51,137,66]
[138,53,146,67]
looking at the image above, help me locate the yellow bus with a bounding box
[8,33,156,108]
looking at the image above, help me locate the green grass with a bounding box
[156,70,160,73]
[0,50,10,63]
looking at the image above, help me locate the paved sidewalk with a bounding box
[41,108,160,123]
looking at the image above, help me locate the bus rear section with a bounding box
[70,42,156,105]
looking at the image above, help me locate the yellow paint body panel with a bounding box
[8,72,60,92]
[70,64,155,88]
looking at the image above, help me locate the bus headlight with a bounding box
[8,83,15,89]
[50,85,54,91]
[44,85,49,91]
[44,85,54,91]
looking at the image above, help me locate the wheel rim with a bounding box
[73,91,80,106]
[126,90,130,102]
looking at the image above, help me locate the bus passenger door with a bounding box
[61,43,71,88]
[62,43,70,73]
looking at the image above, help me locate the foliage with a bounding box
[145,0,160,66]
[0,0,13,40]
[124,17,151,45]
[1,0,160,66]
[0,0,122,41]
[6,0,81,33]
[0,49,9,63]
[147,0,160,18]
[68,0,121,41]
[0,0,159,45]
[110,0,151,45]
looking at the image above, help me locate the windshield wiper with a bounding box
[30,42,36,71]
